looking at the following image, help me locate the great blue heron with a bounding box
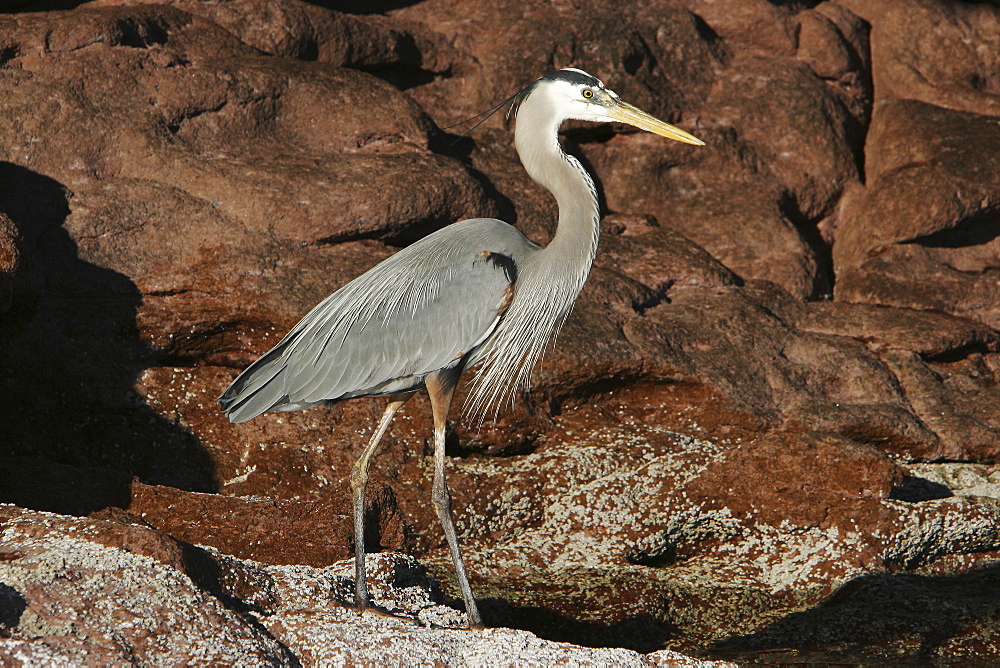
[219,68,703,628]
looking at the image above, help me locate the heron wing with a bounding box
[220,219,526,423]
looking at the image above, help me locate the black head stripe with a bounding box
[513,69,602,115]
[540,69,602,88]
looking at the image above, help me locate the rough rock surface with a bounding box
[0,505,735,666]
[1,0,999,664]
[834,99,1000,329]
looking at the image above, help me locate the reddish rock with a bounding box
[880,350,1000,464]
[596,213,739,293]
[677,0,798,56]
[834,99,1000,329]
[603,154,823,298]
[0,4,491,240]
[127,481,408,567]
[797,302,1000,359]
[702,55,862,222]
[620,283,907,422]
[96,0,466,75]
[796,5,870,84]
[422,400,1000,656]
[684,428,903,529]
[838,0,1000,116]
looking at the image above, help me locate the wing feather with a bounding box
[220,219,530,423]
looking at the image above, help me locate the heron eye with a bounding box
[582,89,594,99]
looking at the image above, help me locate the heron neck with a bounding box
[515,117,601,276]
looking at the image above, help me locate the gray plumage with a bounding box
[220,218,531,422]
[218,68,703,628]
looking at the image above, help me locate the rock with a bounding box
[0,3,491,236]
[837,0,1000,117]
[0,505,292,664]
[95,0,466,75]
[590,131,822,298]
[700,55,861,223]
[833,99,1000,329]
[0,0,489,497]
[419,406,1000,657]
[712,555,1000,664]
[126,481,408,567]
[795,302,1000,461]
[677,0,797,56]
[796,5,869,84]
[398,0,720,125]
[596,213,739,294]
[796,302,1000,359]
[616,282,918,432]
[0,505,732,666]
[878,350,1000,463]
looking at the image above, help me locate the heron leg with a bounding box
[350,395,411,610]
[425,369,484,629]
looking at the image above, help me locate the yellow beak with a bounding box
[606,101,705,146]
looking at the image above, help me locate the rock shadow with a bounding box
[0,163,217,515]
[709,563,1000,664]
[890,475,953,503]
[304,0,422,15]
[474,598,670,654]
[0,583,27,630]
[908,212,1000,249]
[1,1,92,12]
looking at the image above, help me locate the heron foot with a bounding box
[348,579,484,629]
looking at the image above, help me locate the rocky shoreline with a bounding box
[1,0,999,663]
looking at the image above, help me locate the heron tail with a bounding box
[219,343,294,423]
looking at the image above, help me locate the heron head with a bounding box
[524,68,704,146]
